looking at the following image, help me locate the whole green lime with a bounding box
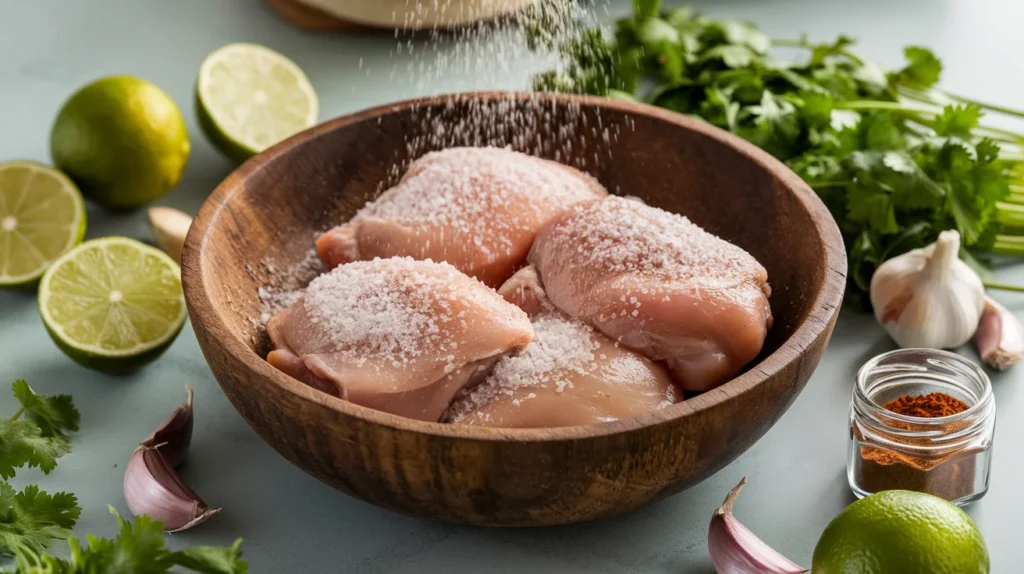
[813,490,989,573]
[50,76,190,210]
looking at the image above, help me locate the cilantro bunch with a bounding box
[1,382,246,572]
[533,0,1024,308]
[1,381,81,557]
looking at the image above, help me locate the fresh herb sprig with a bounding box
[532,0,1024,307]
[5,508,247,574]
[1,381,81,557]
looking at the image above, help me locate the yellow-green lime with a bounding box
[0,161,86,289]
[50,76,190,210]
[196,43,318,163]
[813,490,989,574]
[38,237,187,373]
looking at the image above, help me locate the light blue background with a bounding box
[2,0,1022,571]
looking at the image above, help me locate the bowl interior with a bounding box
[194,92,840,431]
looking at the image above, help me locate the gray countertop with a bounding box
[2,0,1023,572]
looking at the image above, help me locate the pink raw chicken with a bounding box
[316,147,607,287]
[442,271,680,429]
[529,196,772,392]
[265,257,534,421]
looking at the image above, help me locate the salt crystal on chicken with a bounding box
[265,257,534,421]
[316,147,606,287]
[529,196,772,392]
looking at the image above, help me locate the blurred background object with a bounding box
[268,0,541,30]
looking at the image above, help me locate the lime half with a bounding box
[39,237,187,372]
[0,161,86,289]
[196,43,318,163]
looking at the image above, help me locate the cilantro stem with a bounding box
[984,281,1024,293]
[991,234,1024,255]
[808,180,855,189]
[10,406,24,421]
[997,202,1024,227]
[940,90,1024,120]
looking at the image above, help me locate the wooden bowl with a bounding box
[182,92,846,526]
[267,0,539,31]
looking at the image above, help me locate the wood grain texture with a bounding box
[182,92,847,526]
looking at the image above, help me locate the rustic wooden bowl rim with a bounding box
[184,91,846,443]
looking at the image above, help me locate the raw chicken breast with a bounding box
[316,147,607,287]
[444,269,680,428]
[445,312,680,428]
[265,257,534,421]
[529,196,772,392]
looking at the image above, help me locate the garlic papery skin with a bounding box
[148,206,192,265]
[974,296,1024,370]
[708,478,807,574]
[141,385,194,468]
[124,446,220,532]
[870,230,985,349]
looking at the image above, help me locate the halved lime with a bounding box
[196,43,318,163]
[0,161,86,289]
[38,237,187,372]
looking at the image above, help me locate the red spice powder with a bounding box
[883,392,969,418]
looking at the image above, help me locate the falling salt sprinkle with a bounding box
[382,0,616,173]
[254,248,324,329]
[447,313,600,422]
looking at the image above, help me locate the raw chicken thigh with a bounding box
[316,147,607,287]
[444,270,680,428]
[265,257,534,421]
[529,196,772,392]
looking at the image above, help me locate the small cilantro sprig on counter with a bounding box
[1,381,80,479]
[532,0,1024,308]
[5,508,247,574]
[1,381,82,557]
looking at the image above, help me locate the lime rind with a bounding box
[0,161,87,289]
[196,43,318,163]
[38,237,187,372]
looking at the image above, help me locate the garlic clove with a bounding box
[708,478,807,574]
[974,296,1024,370]
[870,230,986,349]
[124,445,220,532]
[148,206,193,265]
[141,386,194,468]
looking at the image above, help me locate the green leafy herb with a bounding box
[11,381,79,441]
[1,381,82,558]
[533,1,1024,305]
[0,483,80,557]
[5,508,247,574]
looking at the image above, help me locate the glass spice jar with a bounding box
[848,349,996,506]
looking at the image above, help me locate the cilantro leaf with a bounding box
[893,46,943,89]
[170,540,249,574]
[5,508,248,573]
[0,419,71,479]
[932,104,982,139]
[11,381,80,440]
[633,0,662,20]
[0,483,80,557]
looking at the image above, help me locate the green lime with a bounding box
[0,161,86,289]
[38,237,187,373]
[196,43,318,163]
[50,76,190,210]
[813,490,989,574]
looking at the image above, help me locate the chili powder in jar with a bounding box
[848,350,995,506]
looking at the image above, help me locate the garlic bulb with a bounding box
[870,230,985,349]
